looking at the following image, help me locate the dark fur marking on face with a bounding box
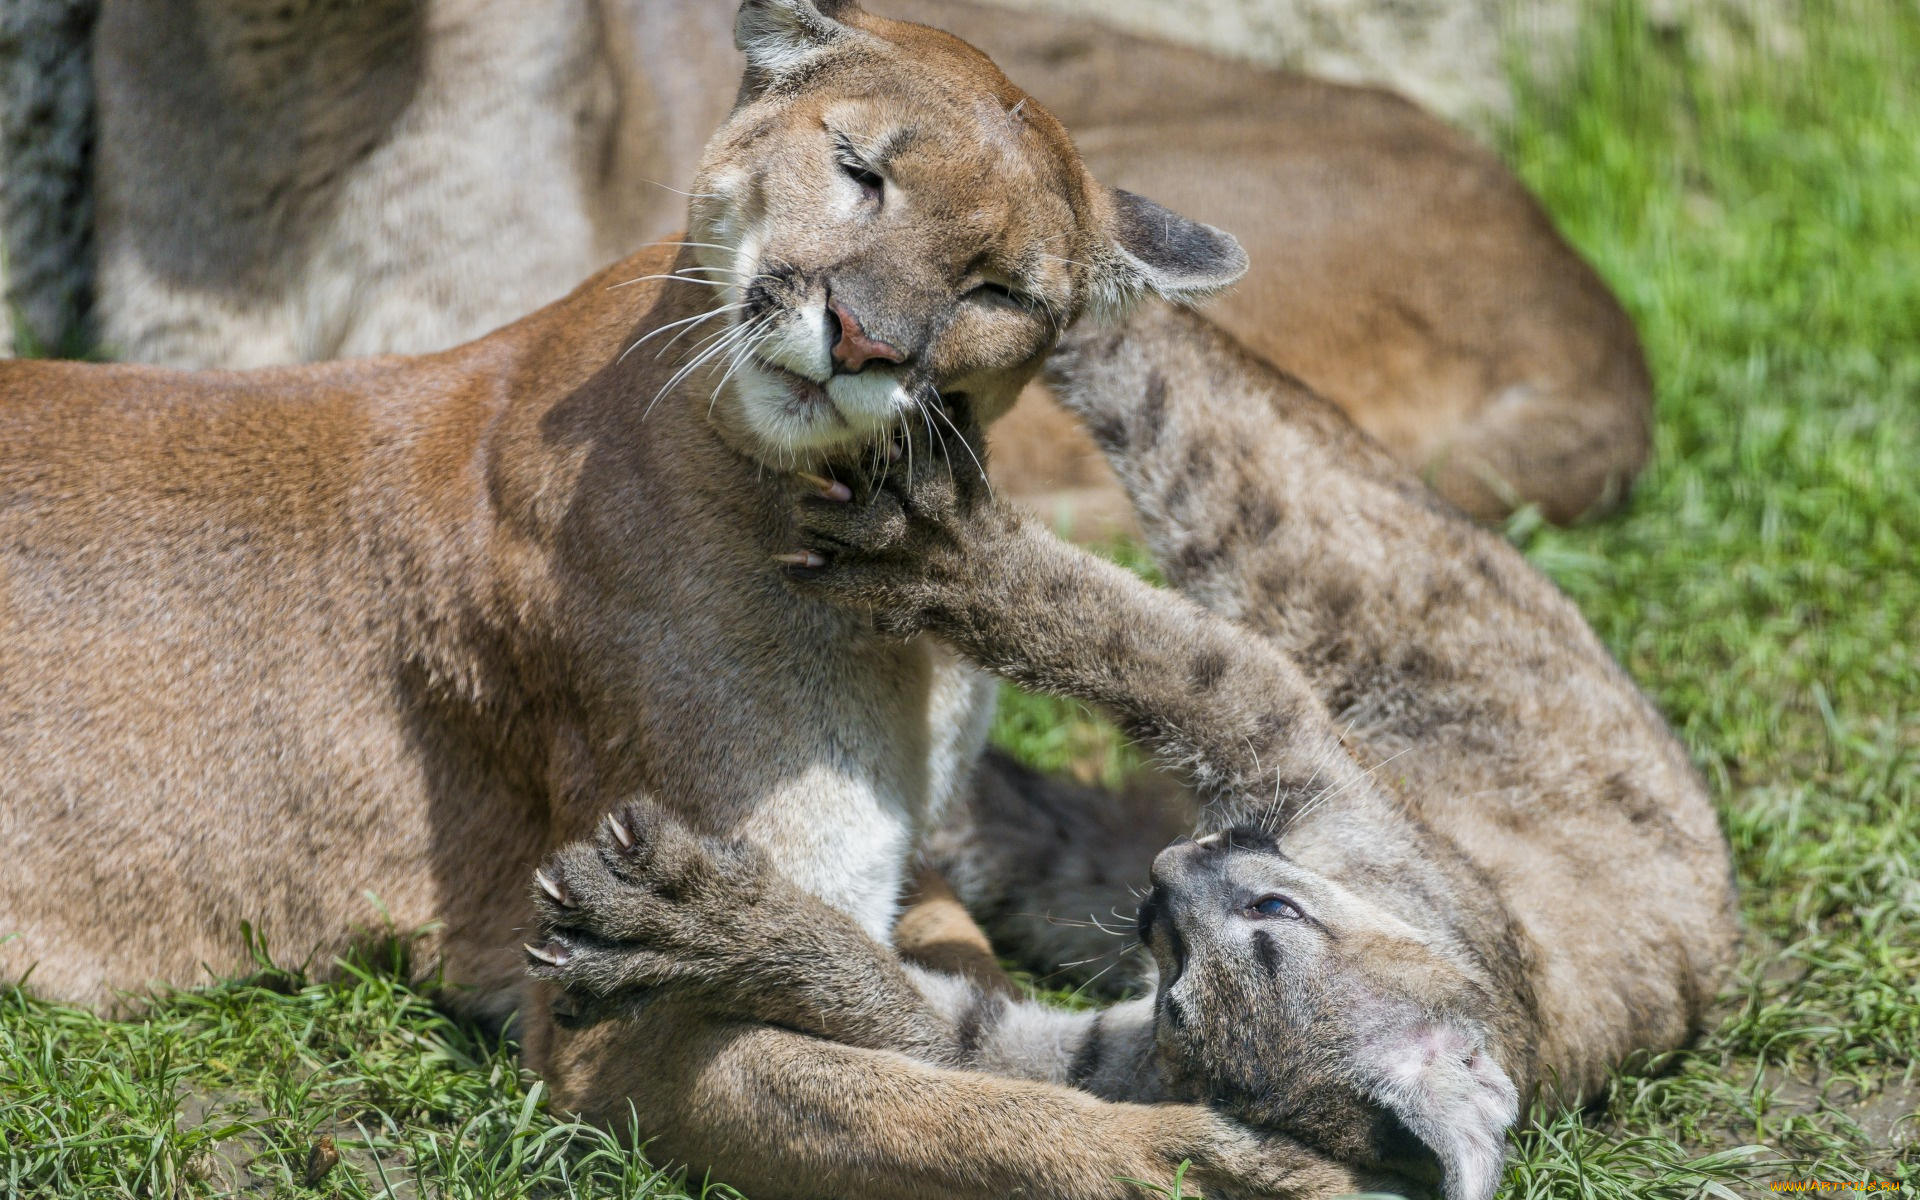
[1253,929,1283,978]
[1252,709,1291,745]
[1171,536,1228,579]
[1317,578,1362,624]
[1221,824,1280,854]
[1160,473,1192,518]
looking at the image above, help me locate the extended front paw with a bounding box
[525,798,770,1023]
[780,414,1002,637]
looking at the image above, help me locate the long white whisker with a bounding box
[706,319,774,419]
[608,273,735,291]
[641,320,759,419]
[1068,956,1126,994]
[1288,745,1416,827]
[649,318,763,412]
[912,393,940,483]
[924,387,993,499]
[642,178,724,199]
[659,311,774,402]
[649,240,737,254]
[618,303,742,363]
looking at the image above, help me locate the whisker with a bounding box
[912,392,941,483]
[642,316,766,419]
[1067,955,1126,995]
[1031,943,1130,983]
[924,386,993,499]
[706,319,774,419]
[643,178,724,199]
[661,317,764,396]
[648,239,737,254]
[1287,745,1416,827]
[607,273,735,291]
[618,303,743,364]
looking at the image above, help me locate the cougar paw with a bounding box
[779,411,994,632]
[525,799,767,1017]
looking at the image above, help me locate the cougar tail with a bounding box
[0,0,98,358]
[924,749,1194,996]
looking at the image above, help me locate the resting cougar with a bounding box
[0,3,1412,1195]
[6,0,1651,521]
[524,301,1739,1198]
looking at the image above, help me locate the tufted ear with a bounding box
[735,0,857,78]
[1361,1021,1519,1200]
[1103,188,1249,303]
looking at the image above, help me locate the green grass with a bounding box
[1488,0,1919,1192]
[5,0,1916,1194]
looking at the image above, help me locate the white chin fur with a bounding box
[732,362,912,453]
[826,370,914,429]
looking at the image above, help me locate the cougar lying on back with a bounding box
[524,302,1740,1199]
[1,3,1406,1197]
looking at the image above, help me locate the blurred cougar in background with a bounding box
[2,0,1651,524]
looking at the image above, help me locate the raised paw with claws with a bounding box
[776,400,1012,638]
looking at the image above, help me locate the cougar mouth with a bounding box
[1137,888,1189,990]
[751,354,840,419]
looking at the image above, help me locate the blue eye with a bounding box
[1251,895,1303,920]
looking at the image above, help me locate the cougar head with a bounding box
[1137,827,1522,1200]
[683,0,1247,462]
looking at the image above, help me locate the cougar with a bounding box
[0,3,1416,1196]
[523,301,1739,1198]
[6,0,1650,521]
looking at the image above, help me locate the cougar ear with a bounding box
[1362,1022,1519,1200]
[1101,188,1250,304]
[735,0,857,78]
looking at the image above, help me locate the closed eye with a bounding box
[1249,894,1305,920]
[970,280,1037,312]
[834,140,884,203]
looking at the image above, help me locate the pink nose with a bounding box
[828,299,904,373]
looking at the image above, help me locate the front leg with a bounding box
[785,422,1377,830]
[526,796,961,1062]
[522,800,1370,1199]
[528,996,1365,1200]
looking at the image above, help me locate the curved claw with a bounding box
[606,813,635,852]
[525,941,570,967]
[534,868,571,907]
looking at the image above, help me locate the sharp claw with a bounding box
[797,471,853,502]
[535,868,571,907]
[525,942,569,967]
[607,813,635,851]
[773,551,827,569]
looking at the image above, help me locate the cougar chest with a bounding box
[729,630,998,940]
